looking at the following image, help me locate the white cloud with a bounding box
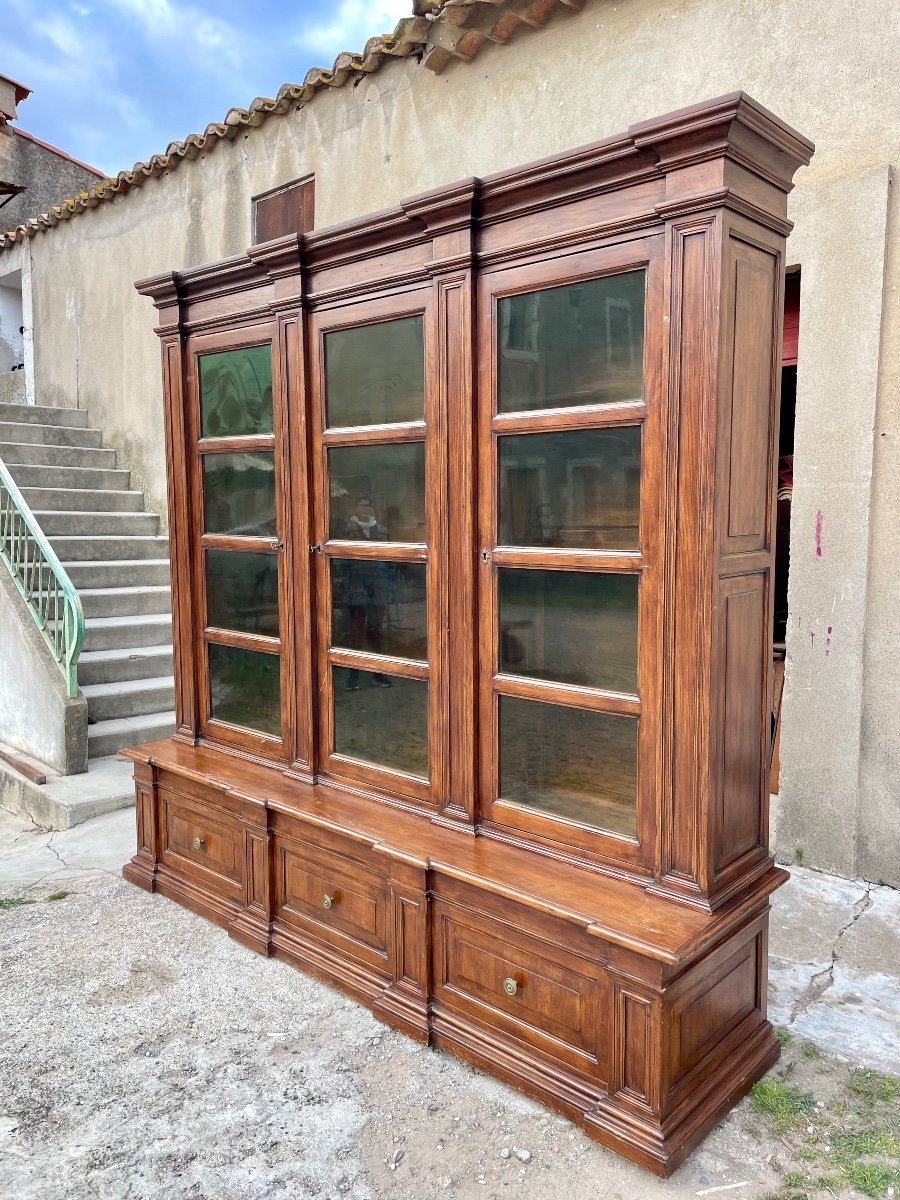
[299,0,413,54]
[101,0,250,74]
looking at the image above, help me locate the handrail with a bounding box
[0,454,84,699]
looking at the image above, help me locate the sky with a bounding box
[3,0,414,177]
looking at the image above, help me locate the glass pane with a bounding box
[499,569,637,693]
[328,443,425,544]
[498,271,644,412]
[199,344,273,437]
[333,668,428,778]
[326,317,424,427]
[499,696,636,838]
[209,643,281,738]
[205,551,279,639]
[203,451,276,536]
[498,426,640,550]
[332,561,426,661]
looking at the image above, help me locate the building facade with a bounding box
[0,0,897,885]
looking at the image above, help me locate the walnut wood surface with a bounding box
[130,92,813,1175]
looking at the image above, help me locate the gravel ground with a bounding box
[0,865,799,1200]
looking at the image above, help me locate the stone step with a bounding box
[0,440,116,469]
[78,585,172,618]
[88,710,176,759]
[0,402,89,428]
[6,462,131,491]
[18,486,146,513]
[0,752,136,829]
[62,559,170,589]
[0,420,102,448]
[33,510,160,536]
[48,534,169,561]
[82,612,173,651]
[83,675,175,722]
[78,644,173,685]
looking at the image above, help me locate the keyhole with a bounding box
[480,548,491,564]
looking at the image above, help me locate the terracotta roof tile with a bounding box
[0,0,584,252]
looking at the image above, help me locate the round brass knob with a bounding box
[503,977,518,997]
[192,836,204,850]
[322,894,334,909]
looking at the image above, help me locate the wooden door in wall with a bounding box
[309,289,448,806]
[476,237,666,873]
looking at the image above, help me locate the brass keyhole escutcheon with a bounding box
[193,836,204,850]
[322,894,334,909]
[503,977,519,997]
[480,548,491,564]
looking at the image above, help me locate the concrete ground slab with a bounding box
[0,817,897,1199]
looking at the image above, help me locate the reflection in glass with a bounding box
[498,271,644,413]
[500,696,637,837]
[199,344,273,437]
[499,569,637,693]
[333,668,428,778]
[205,550,279,638]
[326,317,424,427]
[328,443,425,544]
[332,560,427,661]
[209,642,281,737]
[203,451,276,536]
[498,426,640,550]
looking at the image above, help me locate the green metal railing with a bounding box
[0,455,84,698]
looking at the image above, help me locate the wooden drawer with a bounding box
[274,835,389,969]
[433,898,605,1075]
[159,789,244,898]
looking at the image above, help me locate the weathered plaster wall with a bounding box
[0,129,101,229]
[0,569,88,775]
[12,0,900,882]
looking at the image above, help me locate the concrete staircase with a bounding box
[0,401,175,762]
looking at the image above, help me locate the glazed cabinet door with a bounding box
[477,237,665,871]
[187,323,293,760]
[309,289,447,805]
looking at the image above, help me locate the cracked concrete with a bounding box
[768,867,900,1071]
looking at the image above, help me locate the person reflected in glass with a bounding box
[343,496,394,690]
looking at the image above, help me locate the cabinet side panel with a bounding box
[721,241,779,554]
[715,575,768,872]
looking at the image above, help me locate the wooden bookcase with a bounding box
[125,93,813,1175]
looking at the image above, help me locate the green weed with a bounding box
[0,897,36,911]
[750,1080,817,1132]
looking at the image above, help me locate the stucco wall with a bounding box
[0,129,102,229]
[9,0,900,882]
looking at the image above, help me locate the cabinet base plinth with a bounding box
[122,740,786,1176]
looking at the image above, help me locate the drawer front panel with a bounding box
[434,900,604,1072]
[160,789,244,895]
[276,838,388,960]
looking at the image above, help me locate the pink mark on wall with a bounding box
[825,626,833,656]
[815,509,824,557]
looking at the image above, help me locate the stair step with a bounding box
[0,420,102,448]
[79,585,172,618]
[6,463,131,491]
[0,402,89,428]
[48,534,169,561]
[88,710,177,759]
[18,487,146,513]
[82,612,172,651]
[33,510,160,536]
[79,644,173,685]
[0,440,116,468]
[63,559,170,588]
[83,675,175,721]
